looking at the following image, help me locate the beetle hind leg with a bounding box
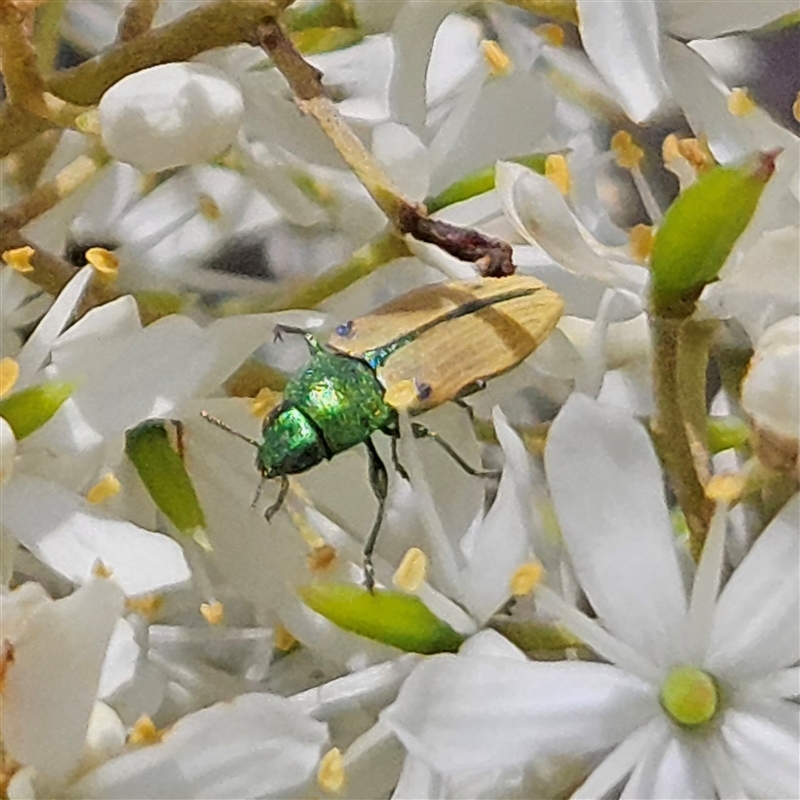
[363,438,389,593]
[410,422,500,480]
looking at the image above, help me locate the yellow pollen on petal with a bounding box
[86,472,121,504]
[510,560,544,597]
[251,387,282,418]
[382,379,420,413]
[545,153,571,195]
[727,87,757,117]
[85,247,119,279]
[393,547,428,592]
[481,40,512,77]
[611,131,644,171]
[128,714,164,746]
[126,593,164,620]
[793,91,800,123]
[534,22,565,47]
[662,133,681,165]
[200,600,224,625]
[705,473,746,504]
[198,193,222,221]
[2,246,35,273]
[307,543,338,573]
[629,223,655,264]
[91,559,114,579]
[677,136,715,174]
[274,623,299,652]
[318,747,345,794]
[0,358,20,399]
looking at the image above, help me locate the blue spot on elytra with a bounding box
[336,320,354,337]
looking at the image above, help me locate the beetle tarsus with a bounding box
[390,432,410,481]
[363,438,388,593]
[411,422,500,479]
[263,474,289,521]
[272,324,322,353]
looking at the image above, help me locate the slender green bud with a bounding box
[126,420,206,535]
[298,583,465,654]
[651,150,779,316]
[0,382,74,439]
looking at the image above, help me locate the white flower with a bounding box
[741,316,800,444]
[381,396,799,798]
[99,63,244,173]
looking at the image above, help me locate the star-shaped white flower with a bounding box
[381,395,799,798]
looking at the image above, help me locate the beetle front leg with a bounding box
[263,474,289,522]
[363,438,389,592]
[410,422,500,479]
[272,324,323,354]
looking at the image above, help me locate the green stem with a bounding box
[651,314,715,561]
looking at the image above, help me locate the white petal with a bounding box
[664,0,799,39]
[577,0,667,122]
[458,628,527,661]
[67,693,329,799]
[720,706,800,800]
[646,735,714,799]
[2,474,191,594]
[382,654,656,774]
[393,755,445,800]
[544,395,688,668]
[707,494,799,681]
[15,266,94,387]
[0,579,124,783]
[373,122,430,201]
[1,416,16,484]
[99,63,243,172]
[457,408,534,623]
[98,618,140,700]
[81,702,127,771]
[496,163,644,291]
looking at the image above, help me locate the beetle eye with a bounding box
[335,320,354,337]
[415,381,433,401]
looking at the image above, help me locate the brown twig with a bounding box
[257,19,517,277]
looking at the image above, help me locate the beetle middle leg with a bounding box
[263,474,290,522]
[363,438,389,592]
[410,422,500,479]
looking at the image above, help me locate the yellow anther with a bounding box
[86,472,121,505]
[251,387,282,418]
[0,358,20,399]
[198,194,222,222]
[393,547,428,593]
[307,543,338,573]
[611,131,644,171]
[274,623,299,653]
[85,247,119,278]
[382,379,421,413]
[318,747,345,794]
[706,473,746,504]
[629,223,655,264]
[510,560,544,597]
[481,40,512,77]
[126,593,164,621]
[545,153,571,195]
[793,90,800,123]
[200,600,224,625]
[91,559,114,579]
[677,137,715,173]
[534,23,565,47]
[128,714,164,746]
[727,87,757,117]
[2,246,35,273]
[662,133,681,165]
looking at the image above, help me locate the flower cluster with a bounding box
[0,1,797,798]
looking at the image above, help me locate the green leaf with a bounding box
[291,27,363,55]
[126,420,206,534]
[298,584,465,654]
[0,382,73,439]
[425,153,550,214]
[651,150,778,314]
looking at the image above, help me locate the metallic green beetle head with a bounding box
[256,403,327,478]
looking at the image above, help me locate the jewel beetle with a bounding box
[203,275,563,589]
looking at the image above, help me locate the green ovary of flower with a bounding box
[660,665,719,726]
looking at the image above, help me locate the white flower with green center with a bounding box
[381,395,799,798]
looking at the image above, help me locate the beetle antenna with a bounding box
[200,411,259,448]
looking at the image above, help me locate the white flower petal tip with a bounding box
[742,316,800,444]
[372,122,430,201]
[0,416,16,484]
[0,579,124,784]
[69,693,329,799]
[99,63,244,172]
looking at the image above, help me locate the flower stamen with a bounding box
[660,665,719,726]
